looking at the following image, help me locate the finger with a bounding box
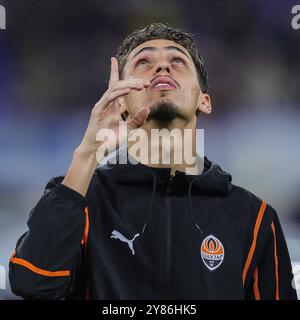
[93,87,127,112]
[103,88,131,105]
[106,84,152,107]
[127,107,150,131]
[94,84,148,113]
[108,80,149,92]
[109,57,119,86]
[110,79,151,92]
[95,86,134,111]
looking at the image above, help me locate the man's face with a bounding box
[121,39,210,125]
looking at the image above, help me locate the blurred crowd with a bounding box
[1,0,300,113]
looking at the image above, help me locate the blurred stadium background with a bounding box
[0,0,299,299]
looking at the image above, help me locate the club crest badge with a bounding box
[200,235,225,271]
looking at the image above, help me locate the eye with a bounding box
[136,59,149,66]
[172,57,185,65]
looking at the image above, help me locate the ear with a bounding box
[118,97,129,120]
[196,93,212,115]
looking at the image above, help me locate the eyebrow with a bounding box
[132,45,191,61]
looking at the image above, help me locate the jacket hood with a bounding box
[96,147,232,235]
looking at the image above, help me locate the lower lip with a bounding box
[151,85,176,91]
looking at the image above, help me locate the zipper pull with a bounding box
[166,174,175,194]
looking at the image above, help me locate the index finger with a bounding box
[109,57,119,86]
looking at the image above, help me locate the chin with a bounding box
[147,99,185,123]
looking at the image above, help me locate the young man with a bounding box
[9,23,297,300]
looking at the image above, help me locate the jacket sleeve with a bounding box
[9,176,88,300]
[244,203,298,300]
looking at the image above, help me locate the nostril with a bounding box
[156,65,171,73]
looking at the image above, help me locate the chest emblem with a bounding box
[200,235,225,271]
[111,230,140,255]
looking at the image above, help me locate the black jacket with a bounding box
[9,150,298,300]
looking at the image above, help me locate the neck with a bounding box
[128,117,199,175]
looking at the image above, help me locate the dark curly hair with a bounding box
[116,23,209,93]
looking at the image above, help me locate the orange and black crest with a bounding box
[201,235,225,271]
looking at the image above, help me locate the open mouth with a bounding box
[150,76,178,91]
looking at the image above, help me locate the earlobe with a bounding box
[197,94,212,115]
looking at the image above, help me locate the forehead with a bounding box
[127,39,191,60]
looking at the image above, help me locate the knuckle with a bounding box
[101,95,109,104]
[91,106,99,116]
[110,83,118,90]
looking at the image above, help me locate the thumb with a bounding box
[127,107,150,131]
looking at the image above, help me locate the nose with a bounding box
[155,60,171,74]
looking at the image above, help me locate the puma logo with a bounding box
[111,230,140,255]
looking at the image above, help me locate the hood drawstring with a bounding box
[104,148,231,237]
[188,179,204,234]
[140,167,157,235]
[140,166,204,236]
